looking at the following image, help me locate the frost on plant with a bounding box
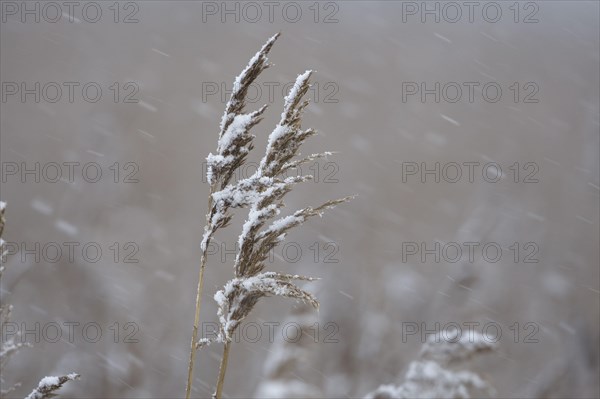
[189,33,352,398]
[200,34,278,256]
[195,34,352,349]
[213,272,319,342]
[365,330,496,399]
[24,374,80,399]
[185,34,286,399]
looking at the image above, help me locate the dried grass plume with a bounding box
[185,33,352,399]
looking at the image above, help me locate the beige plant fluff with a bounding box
[185,33,352,399]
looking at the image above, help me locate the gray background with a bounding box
[1,1,598,398]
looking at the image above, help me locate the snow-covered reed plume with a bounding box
[24,374,80,399]
[185,33,351,399]
[365,330,496,399]
[185,33,279,399]
[254,305,323,398]
[0,202,79,398]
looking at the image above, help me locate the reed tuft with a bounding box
[185,33,352,399]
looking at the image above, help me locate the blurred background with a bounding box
[1,1,598,398]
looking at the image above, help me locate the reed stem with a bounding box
[214,342,231,399]
[185,191,215,399]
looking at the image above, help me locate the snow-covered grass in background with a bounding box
[24,374,80,399]
[0,202,79,398]
[365,330,495,399]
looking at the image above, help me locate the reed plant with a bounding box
[185,33,352,399]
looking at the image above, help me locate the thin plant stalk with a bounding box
[214,342,231,399]
[185,185,216,399]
